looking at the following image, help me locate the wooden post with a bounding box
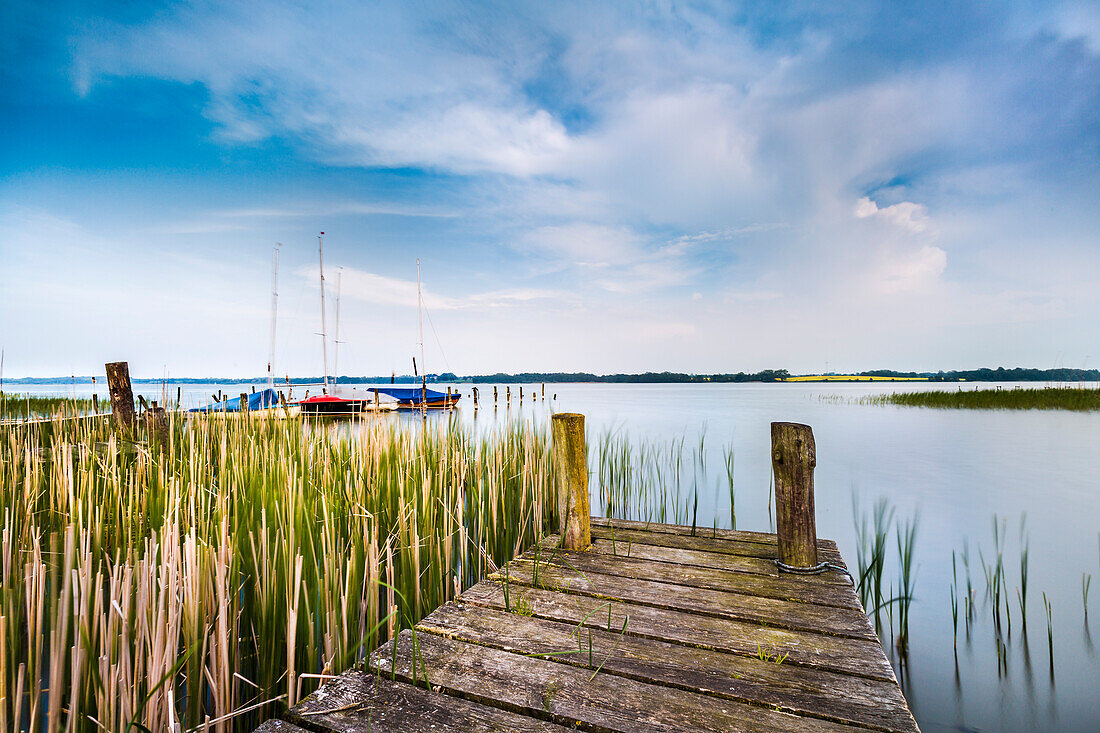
[494,386,498,405]
[541,383,545,399]
[92,394,99,414]
[552,413,591,550]
[506,386,510,405]
[240,392,249,413]
[771,422,819,570]
[176,386,181,408]
[519,387,523,402]
[373,388,379,410]
[144,404,168,446]
[105,361,136,429]
[446,386,451,408]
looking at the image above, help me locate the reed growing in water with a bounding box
[0,392,96,420]
[862,386,1100,411]
[0,412,554,731]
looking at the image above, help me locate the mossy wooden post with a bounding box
[105,361,136,430]
[771,422,819,569]
[144,401,168,446]
[552,413,591,550]
[240,392,249,413]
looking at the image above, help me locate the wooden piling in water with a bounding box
[240,392,249,413]
[771,422,819,570]
[105,361,136,430]
[551,412,590,550]
[92,394,98,414]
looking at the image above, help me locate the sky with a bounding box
[2,1,1099,379]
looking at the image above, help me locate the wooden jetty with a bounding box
[257,416,919,732]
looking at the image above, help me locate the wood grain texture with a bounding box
[585,536,851,585]
[417,601,918,732]
[286,671,571,732]
[370,630,868,733]
[591,517,835,549]
[104,361,136,430]
[590,524,846,566]
[458,579,895,681]
[521,542,859,609]
[772,422,819,568]
[253,522,918,733]
[552,413,591,550]
[494,556,875,640]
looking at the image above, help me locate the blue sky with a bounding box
[2,1,1099,378]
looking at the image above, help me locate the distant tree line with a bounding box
[857,368,1100,382]
[8,367,1097,385]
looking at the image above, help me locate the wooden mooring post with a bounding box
[105,361,136,430]
[240,392,249,413]
[145,400,168,446]
[771,421,819,570]
[551,412,590,550]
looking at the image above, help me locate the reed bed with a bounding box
[0,411,555,731]
[0,393,96,420]
[861,386,1100,411]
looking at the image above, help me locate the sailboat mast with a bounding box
[319,233,329,392]
[268,243,280,389]
[333,268,342,386]
[417,258,426,411]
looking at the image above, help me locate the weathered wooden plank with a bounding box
[287,671,572,732]
[585,536,852,585]
[458,579,895,681]
[590,524,846,566]
[520,544,860,609]
[253,720,311,733]
[495,557,876,640]
[592,517,839,550]
[370,630,868,733]
[417,602,918,732]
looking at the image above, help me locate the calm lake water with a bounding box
[11,380,1100,731]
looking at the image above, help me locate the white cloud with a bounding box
[854,197,932,234]
[296,266,571,311]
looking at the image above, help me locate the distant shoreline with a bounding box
[4,367,1099,385]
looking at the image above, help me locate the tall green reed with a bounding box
[0,411,555,731]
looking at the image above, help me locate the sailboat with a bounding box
[298,233,398,416]
[189,243,300,418]
[384,258,460,410]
